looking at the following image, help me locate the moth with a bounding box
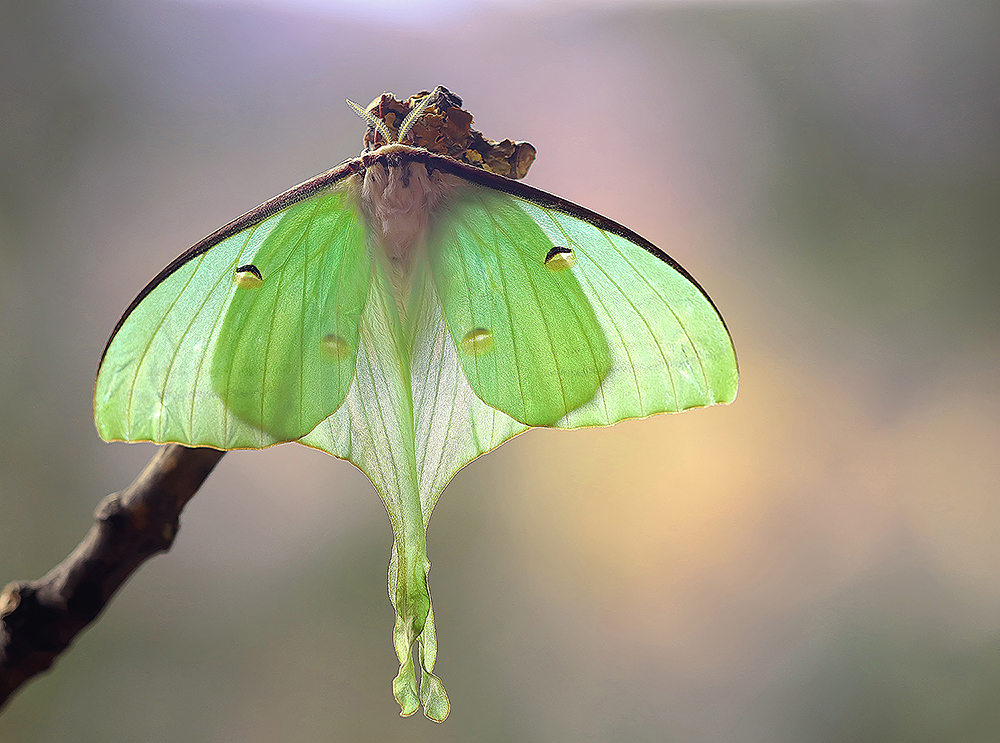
[94,87,738,721]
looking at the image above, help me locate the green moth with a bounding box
[94,88,738,721]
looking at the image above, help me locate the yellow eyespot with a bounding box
[544,246,576,271]
[321,334,353,361]
[460,328,494,356]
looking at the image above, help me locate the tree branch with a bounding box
[0,444,226,711]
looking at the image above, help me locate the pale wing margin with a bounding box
[515,200,739,429]
[95,211,298,449]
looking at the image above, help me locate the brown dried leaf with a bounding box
[359,86,535,179]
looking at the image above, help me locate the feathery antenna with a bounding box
[397,93,434,144]
[346,98,394,144]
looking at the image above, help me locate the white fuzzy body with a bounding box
[360,145,466,278]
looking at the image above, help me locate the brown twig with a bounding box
[0,444,225,711]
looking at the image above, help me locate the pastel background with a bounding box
[2,0,998,740]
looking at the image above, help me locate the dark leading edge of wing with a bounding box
[415,151,734,339]
[99,145,735,371]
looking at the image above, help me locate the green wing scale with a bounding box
[94,95,738,723]
[427,184,736,428]
[94,179,367,449]
[429,187,612,426]
[516,197,738,425]
[211,188,369,441]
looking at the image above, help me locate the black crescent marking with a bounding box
[544,246,573,263]
[235,264,262,281]
[99,142,735,374]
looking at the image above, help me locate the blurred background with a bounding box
[2,0,999,740]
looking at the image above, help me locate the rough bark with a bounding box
[0,445,225,711]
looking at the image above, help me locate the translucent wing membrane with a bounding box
[211,190,369,440]
[95,182,368,448]
[428,186,612,426]
[302,259,457,720]
[514,198,738,427]
[422,183,736,430]
[94,143,738,724]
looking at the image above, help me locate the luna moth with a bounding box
[94,87,738,722]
